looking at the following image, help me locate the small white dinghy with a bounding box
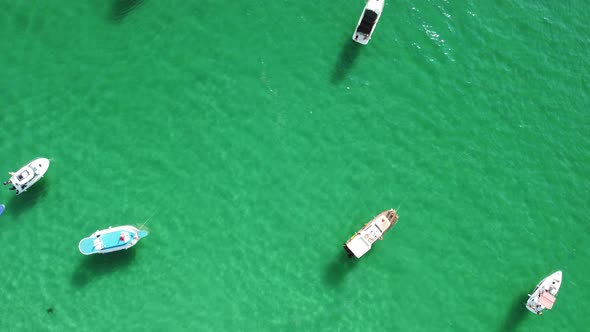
[526,271,562,315]
[3,158,50,195]
[344,209,398,258]
[353,0,385,45]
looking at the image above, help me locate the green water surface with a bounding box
[1,1,588,331]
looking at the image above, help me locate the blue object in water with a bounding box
[0,204,5,216]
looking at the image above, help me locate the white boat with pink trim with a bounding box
[526,271,562,315]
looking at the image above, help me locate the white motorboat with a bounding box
[526,271,562,315]
[344,209,398,258]
[352,0,385,45]
[3,158,50,195]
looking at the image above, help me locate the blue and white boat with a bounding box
[78,225,149,255]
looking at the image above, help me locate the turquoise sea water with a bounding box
[1,1,589,331]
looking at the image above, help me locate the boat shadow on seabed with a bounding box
[498,292,529,332]
[3,180,49,218]
[111,0,144,22]
[331,39,362,84]
[323,251,359,287]
[71,249,137,287]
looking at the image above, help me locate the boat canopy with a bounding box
[539,291,556,309]
[357,10,378,34]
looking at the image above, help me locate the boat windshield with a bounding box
[17,170,30,181]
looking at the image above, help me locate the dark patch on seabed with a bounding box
[111,0,144,22]
[323,250,358,287]
[331,39,362,84]
[2,180,49,218]
[71,249,137,287]
[498,292,530,332]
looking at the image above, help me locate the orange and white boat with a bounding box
[343,209,398,258]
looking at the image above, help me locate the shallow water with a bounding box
[1,1,589,331]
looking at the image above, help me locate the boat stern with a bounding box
[344,235,372,258]
[525,301,541,314]
[353,32,370,45]
[79,237,99,255]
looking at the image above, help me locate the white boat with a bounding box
[526,271,562,315]
[3,158,50,195]
[352,0,385,45]
[78,225,149,255]
[344,209,398,258]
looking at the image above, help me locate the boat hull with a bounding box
[526,271,562,314]
[79,225,149,255]
[352,0,385,45]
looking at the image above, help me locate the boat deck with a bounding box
[100,230,132,248]
[79,229,134,254]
